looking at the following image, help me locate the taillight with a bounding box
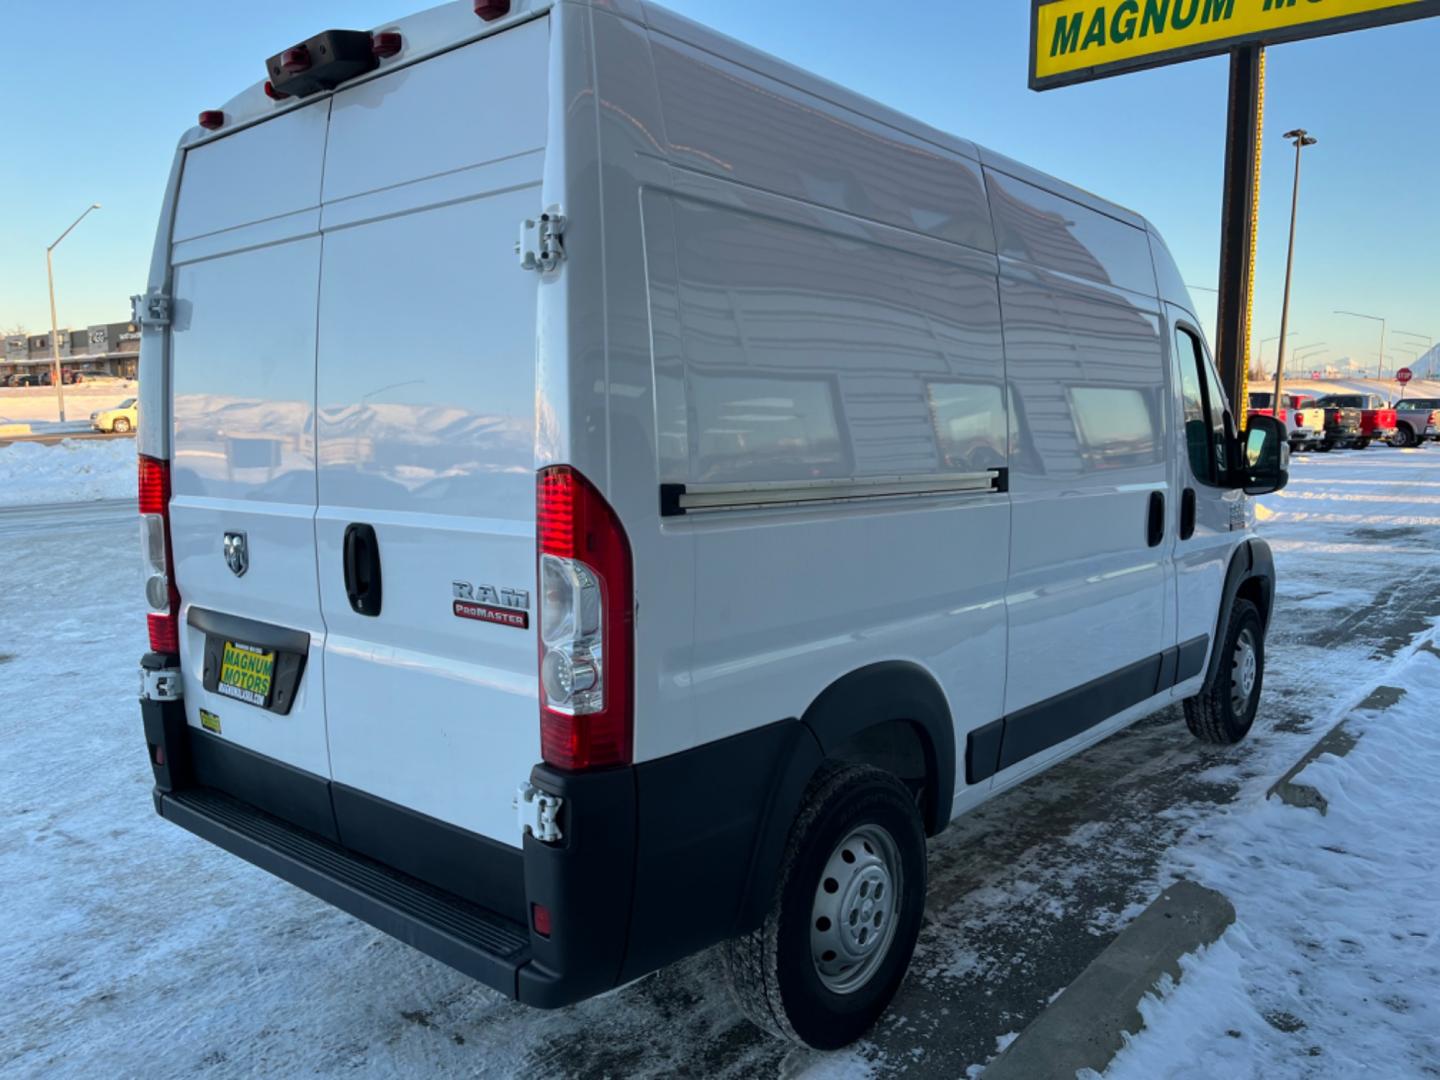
[475,0,512,21]
[371,31,402,58]
[281,45,312,74]
[139,455,180,655]
[536,466,633,770]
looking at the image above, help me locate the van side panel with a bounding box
[641,181,1009,786]
[988,171,1177,762]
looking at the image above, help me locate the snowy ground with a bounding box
[2,444,1440,1078]
[1100,636,1440,1079]
[0,439,135,505]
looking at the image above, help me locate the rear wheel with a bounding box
[1390,426,1413,448]
[1355,437,1371,450]
[1184,598,1264,745]
[112,417,131,433]
[724,763,927,1049]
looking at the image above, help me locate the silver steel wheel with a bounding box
[1231,628,1258,716]
[810,824,902,995]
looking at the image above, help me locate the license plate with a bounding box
[217,641,276,707]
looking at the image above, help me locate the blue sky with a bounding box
[1,1,1435,375]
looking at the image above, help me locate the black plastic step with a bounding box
[162,787,531,995]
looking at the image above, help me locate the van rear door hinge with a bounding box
[514,782,563,843]
[517,207,566,274]
[130,290,172,328]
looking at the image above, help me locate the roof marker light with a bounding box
[371,31,402,58]
[281,45,312,74]
[475,0,511,21]
[263,80,290,101]
[198,111,225,130]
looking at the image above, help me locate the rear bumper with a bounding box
[141,683,812,1009]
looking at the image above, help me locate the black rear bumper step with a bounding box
[159,787,531,996]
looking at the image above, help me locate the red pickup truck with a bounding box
[1307,393,1398,449]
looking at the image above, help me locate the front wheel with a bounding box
[1184,598,1264,745]
[1391,426,1414,448]
[724,763,927,1050]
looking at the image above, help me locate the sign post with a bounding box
[1030,0,1440,412]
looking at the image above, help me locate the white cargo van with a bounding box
[134,0,1289,1048]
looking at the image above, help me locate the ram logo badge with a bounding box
[223,532,249,578]
[453,581,530,629]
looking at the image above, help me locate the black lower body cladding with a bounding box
[143,694,820,1009]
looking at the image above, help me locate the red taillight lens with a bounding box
[198,110,224,130]
[536,466,633,771]
[138,454,170,513]
[281,45,312,73]
[263,80,290,100]
[475,0,511,21]
[531,903,552,938]
[139,455,181,655]
[371,31,402,58]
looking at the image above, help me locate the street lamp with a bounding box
[1335,309,1387,381]
[1272,129,1317,418]
[1393,331,1435,378]
[46,202,102,423]
[1258,332,1298,378]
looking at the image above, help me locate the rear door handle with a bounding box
[343,523,383,617]
[1180,488,1197,541]
[1146,491,1165,548]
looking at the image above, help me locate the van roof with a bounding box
[187,0,1149,232]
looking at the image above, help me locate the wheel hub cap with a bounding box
[1232,630,1258,713]
[810,824,902,995]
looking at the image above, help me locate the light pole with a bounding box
[46,203,102,423]
[1273,129,1317,419]
[1335,309,1387,381]
[1393,331,1434,378]
[1258,332,1298,379]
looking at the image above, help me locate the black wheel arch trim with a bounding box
[798,660,956,838]
[1205,538,1274,690]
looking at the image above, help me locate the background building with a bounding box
[2,316,139,383]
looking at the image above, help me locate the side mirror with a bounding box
[1241,415,1289,496]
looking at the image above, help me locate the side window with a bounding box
[1174,326,1230,486]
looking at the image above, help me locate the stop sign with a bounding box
[1397,367,1414,385]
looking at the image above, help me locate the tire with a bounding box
[1184,598,1264,745]
[1356,438,1371,450]
[1391,426,1414,449]
[1315,441,1333,453]
[112,417,131,433]
[724,762,927,1050]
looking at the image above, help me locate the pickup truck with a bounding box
[1392,398,1440,448]
[1247,392,1325,452]
[1308,393,1397,449]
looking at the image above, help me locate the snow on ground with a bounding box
[3,447,1440,1078]
[0,438,135,506]
[1100,635,1440,1079]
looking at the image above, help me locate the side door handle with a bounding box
[1180,488,1197,541]
[1147,491,1165,548]
[343,523,383,617]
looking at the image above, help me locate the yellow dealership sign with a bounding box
[1032,0,1440,88]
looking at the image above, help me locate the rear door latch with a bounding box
[517,207,566,273]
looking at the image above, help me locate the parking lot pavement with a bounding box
[4,448,1440,1078]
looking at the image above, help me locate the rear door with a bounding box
[313,20,550,847]
[169,103,332,778]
